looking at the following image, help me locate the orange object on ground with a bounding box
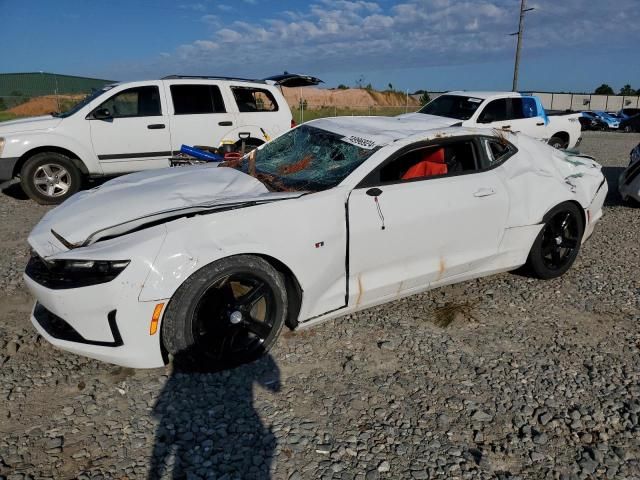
[402,148,447,180]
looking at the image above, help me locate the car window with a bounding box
[481,138,516,168]
[477,99,508,123]
[170,84,226,114]
[231,87,279,112]
[510,97,538,119]
[98,86,161,118]
[417,95,483,120]
[374,140,479,184]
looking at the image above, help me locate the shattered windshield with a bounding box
[222,125,379,192]
[417,94,483,120]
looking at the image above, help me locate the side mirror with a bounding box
[92,108,112,120]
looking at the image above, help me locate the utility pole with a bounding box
[510,0,534,92]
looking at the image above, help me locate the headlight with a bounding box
[0,137,4,157]
[25,254,130,289]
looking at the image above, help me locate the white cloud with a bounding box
[135,0,640,79]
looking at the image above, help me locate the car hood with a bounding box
[29,165,304,256]
[0,115,62,134]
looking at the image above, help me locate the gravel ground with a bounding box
[0,131,639,480]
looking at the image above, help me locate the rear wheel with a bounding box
[548,136,567,149]
[161,255,287,371]
[20,152,82,204]
[526,202,584,279]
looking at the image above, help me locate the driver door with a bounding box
[347,137,509,308]
[88,82,172,174]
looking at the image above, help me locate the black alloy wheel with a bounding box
[162,255,287,370]
[526,203,584,279]
[193,274,276,362]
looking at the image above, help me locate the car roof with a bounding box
[445,91,523,100]
[307,115,485,148]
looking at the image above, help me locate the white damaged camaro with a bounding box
[24,116,608,369]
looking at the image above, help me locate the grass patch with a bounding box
[292,106,419,124]
[0,111,17,122]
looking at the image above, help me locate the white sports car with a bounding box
[619,143,640,204]
[24,116,608,369]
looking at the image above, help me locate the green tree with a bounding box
[0,98,6,111]
[419,92,431,105]
[336,84,349,90]
[387,83,394,92]
[620,84,637,96]
[594,84,614,95]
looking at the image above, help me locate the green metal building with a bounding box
[0,72,116,97]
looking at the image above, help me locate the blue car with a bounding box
[583,110,620,129]
[580,111,608,131]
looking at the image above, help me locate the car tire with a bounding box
[161,255,288,371]
[548,136,567,149]
[20,152,82,205]
[526,202,584,280]
[623,125,634,133]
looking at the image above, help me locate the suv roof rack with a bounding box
[161,75,265,84]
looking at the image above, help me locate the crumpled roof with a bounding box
[309,114,459,148]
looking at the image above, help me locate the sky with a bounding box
[1,0,639,93]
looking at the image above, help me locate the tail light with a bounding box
[291,119,297,128]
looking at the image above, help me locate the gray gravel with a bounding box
[0,131,639,479]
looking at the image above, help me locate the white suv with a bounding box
[0,73,320,204]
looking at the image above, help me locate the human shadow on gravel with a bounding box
[149,353,281,480]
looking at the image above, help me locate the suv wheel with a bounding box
[21,152,82,205]
[548,136,567,149]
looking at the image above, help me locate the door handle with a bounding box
[501,125,511,130]
[147,124,165,129]
[536,122,545,126]
[218,121,233,126]
[474,187,496,197]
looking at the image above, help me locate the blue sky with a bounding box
[1,0,639,93]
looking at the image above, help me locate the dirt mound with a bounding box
[282,87,420,108]
[8,95,84,116]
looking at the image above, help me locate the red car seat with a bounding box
[402,148,447,180]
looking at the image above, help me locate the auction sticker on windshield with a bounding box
[342,135,378,149]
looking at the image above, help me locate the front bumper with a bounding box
[24,266,169,369]
[0,157,19,181]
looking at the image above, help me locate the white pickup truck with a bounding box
[0,73,320,204]
[402,91,582,150]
